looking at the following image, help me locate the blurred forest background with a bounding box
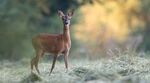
[0,0,150,61]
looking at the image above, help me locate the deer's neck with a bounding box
[63,25,71,45]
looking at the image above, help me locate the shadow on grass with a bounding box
[21,73,42,83]
[69,66,119,82]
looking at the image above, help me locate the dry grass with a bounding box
[0,52,150,83]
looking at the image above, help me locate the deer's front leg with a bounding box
[64,50,69,72]
[49,55,58,75]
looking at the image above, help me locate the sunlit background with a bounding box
[1,0,150,83]
[0,0,150,61]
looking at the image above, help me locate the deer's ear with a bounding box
[58,10,65,18]
[67,10,74,17]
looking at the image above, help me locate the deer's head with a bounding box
[58,10,74,26]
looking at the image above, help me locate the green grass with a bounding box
[0,53,150,83]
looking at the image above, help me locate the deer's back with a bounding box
[32,33,65,54]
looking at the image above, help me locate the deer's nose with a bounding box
[65,21,68,24]
[64,20,69,25]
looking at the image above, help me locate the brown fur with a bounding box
[31,10,73,74]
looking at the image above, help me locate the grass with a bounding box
[0,52,150,83]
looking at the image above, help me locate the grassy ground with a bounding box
[0,53,150,83]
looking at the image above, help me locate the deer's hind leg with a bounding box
[31,50,44,74]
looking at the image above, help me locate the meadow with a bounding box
[0,0,150,83]
[1,51,150,83]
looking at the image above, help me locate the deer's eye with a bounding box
[62,16,65,19]
[62,18,65,20]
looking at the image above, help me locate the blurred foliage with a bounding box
[73,0,150,58]
[0,0,150,60]
[0,0,85,60]
[138,0,150,51]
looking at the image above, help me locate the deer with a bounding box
[31,10,74,75]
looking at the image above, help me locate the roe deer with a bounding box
[31,10,74,74]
